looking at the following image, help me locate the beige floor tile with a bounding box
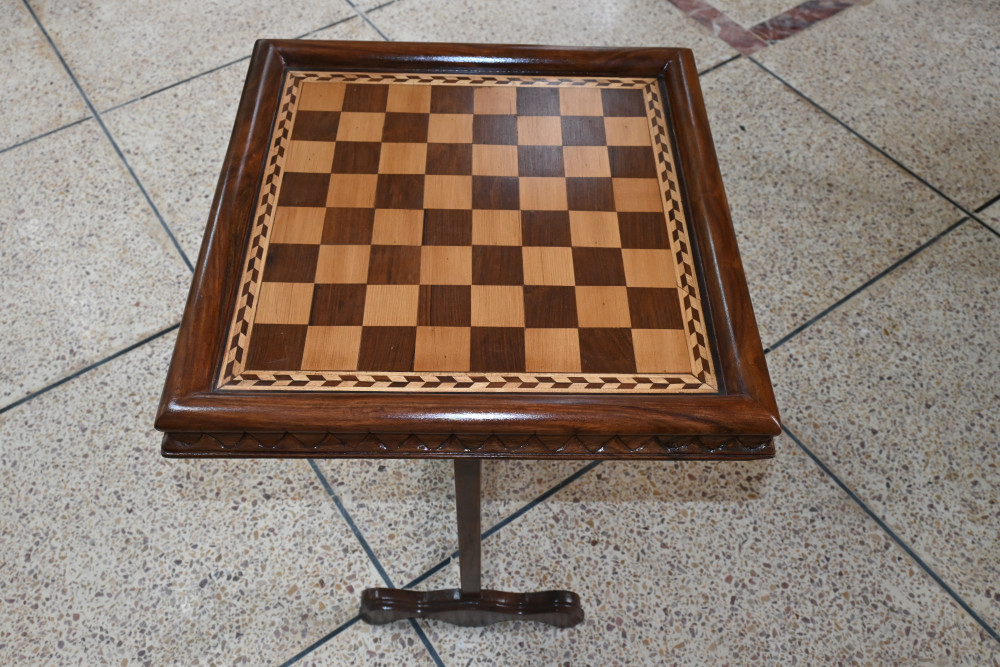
[0,0,88,149]
[0,334,383,664]
[296,621,437,666]
[0,121,189,407]
[413,439,999,664]
[30,0,357,110]
[768,222,1000,628]
[313,458,588,586]
[368,0,736,71]
[710,0,796,28]
[755,0,1000,212]
[104,18,381,259]
[702,59,961,346]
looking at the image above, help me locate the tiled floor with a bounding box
[1,0,998,663]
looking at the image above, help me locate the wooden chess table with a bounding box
[155,40,780,628]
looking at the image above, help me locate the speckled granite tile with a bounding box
[104,18,382,259]
[0,0,88,149]
[412,438,1000,664]
[30,0,356,111]
[368,0,736,71]
[313,459,587,586]
[768,222,1000,630]
[709,0,795,27]
[0,121,189,407]
[755,0,1000,212]
[701,59,961,347]
[0,334,383,664]
[294,621,436,666]
[979,199,1000,235]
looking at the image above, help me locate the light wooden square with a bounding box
[559,88,604,116]
[472,210,521,245]
[562,146,611,177]
[472,145,518,176]
[326,174,378,208]
[301,326,362,369]
[372,209,423,245]
[428,114,474,143]
[424,175,473,209]
[284,140,335,172]
[386,84,431,113]
[604,117,651,146]
[517,116,562,145]
[298,82,346,111]
[525,328,581,372]
[315,245,371,284]
[522,247,575,285]
[420,246,473,284]
[474,87,517,114]
[414,326,471,371]
[255,282,314,324]
[378,143,427,174]
[569,211,621,247]
[519,177,568,210]
[612,178,663,212]
[575,286,631,327]
[471,285,525,326]
[336,112,385,142]
[363,285,420,326]
[632,329,691,373]
[622,249,676,288]
[272,207,326,244]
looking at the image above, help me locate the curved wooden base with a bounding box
[360,587,584,628]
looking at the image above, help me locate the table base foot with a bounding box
[359,587,584,628]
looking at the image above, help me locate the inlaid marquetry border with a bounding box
[217,72,717,394]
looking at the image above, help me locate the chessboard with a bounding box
[217,72,717,394]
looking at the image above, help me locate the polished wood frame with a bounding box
[155,40,780,460]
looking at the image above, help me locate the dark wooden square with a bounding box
[627,287,683,329]
[561,116,607,146]
[521,211,571,246]
[572,247,627,285]
[608,146,658,179]
[473,116,518,145]
[426,143,473,175]
[278,173,329,207]
[617,212,669,249]
[291,111,340,141]
[309,284,368,326]
[322,208,375,245]
[418,285,471,326]
[358,326,416,370]
[374,174,424,209]
[244,324,309,371]
[262,244,319,283]
[367,245,421,284]
[566,177,616,211]
[473,246,523,285]
[332,141,382,174]
[472,176,519,209]
[470,327,525,372]
[342,83,389,112]
[430,85,475,114]
[517,88,561,116]
[518,146,565,177]
[524,286,578,327]
[601,88,646,117]
[578,328,636,373]
[382,112,430,143]
[423,210,472,245]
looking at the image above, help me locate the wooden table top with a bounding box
[155,41,780,460]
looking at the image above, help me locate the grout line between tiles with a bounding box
[782,425,1000,644]
[101,13,363,116]
[0,323,180,416]
[698,54,741,77]
[20,0,195,272]
[305,460,444,665]
[280,615,362,667]
[342,0,392,41]
[0,117,91,156]
[748,57,983,226]
[974,192,1000,214]
[765,217,967,353]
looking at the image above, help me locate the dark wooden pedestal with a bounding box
[359,460,585,628]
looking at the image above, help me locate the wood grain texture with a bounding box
[155,40,780,459]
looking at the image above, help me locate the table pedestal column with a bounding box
[359,459,584,628]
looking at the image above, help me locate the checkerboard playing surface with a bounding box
[219,73,717,393]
